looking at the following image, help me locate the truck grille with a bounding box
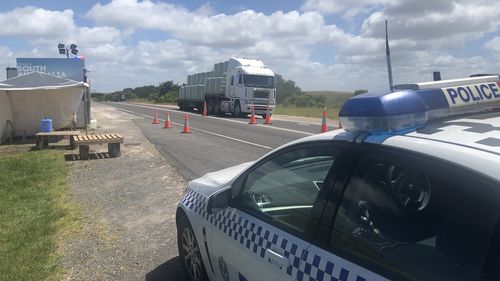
[251,100,272,106]
[253,90,270,99]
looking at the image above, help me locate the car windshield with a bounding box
[243,75,275,88]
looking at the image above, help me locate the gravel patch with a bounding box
[61,103,188,281]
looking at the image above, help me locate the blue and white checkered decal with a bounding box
[181,189,369,281]
[297,249,367,281]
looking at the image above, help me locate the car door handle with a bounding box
[265,248,290,269]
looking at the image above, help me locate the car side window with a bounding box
[330,153,500,281]
[236,145,339,235]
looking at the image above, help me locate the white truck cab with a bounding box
[224,58,276,117]
[179,57,276,118]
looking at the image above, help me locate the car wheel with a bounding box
[177,213,208,281]
[233,101,242,117]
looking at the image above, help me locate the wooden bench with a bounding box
[35,130,81,150]
[72,134,124,160]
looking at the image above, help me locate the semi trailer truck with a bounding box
[178,57,276,117]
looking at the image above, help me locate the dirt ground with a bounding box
[60,103,188,281]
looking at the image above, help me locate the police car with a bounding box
[176,75,500,281]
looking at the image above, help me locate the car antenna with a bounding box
[385,19,394,91]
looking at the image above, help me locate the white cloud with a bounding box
[0,6,124,55]
[0,47,14,79]
[83,39,230,91]
[362,2,500,43]
[0,6,74,38]
[75,26,122,46]
[301,0,394,15]
[86,0,206,31]
[485,37,500,53]
[87,1,340,47]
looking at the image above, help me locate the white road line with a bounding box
[112,102,315,136]
[186,127,274,150]
[110,106,153,119]
[208,115,315,136]
[107,104,274,150]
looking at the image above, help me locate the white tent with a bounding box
[0,72,88,142]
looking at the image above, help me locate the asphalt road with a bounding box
[101,102,336,180]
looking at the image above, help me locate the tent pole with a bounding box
[84,87,88,136]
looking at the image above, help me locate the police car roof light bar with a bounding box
[339,76,500,134]
[394,75,499,90]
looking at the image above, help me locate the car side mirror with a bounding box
[207,186,232,214]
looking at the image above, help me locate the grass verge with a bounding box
[0,151,78,281]
[274,105,341,119]
[126,98,154,103]
[275,91,350,119]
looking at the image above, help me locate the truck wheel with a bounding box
[214,101,221,116]
[232,101,242,118]
[177,213,208,281]
[207,99,214,115]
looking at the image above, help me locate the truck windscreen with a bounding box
[243,75,275,88]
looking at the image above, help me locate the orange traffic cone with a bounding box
[264,105,272,125]
[320,108,328,133]
[202,101,208,117]
[181,115,192,134]
[152,111,160,124]
[248,106,257,125]
[163,112,172,129]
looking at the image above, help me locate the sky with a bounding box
[0,0,499,93]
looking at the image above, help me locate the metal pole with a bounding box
[83,87,88,135]
[385,20,394,91]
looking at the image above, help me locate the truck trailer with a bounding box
[178,58,276,117]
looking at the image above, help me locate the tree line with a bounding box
[275,74,326,108]
[92,80,180,103]
[92,75,334,108]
